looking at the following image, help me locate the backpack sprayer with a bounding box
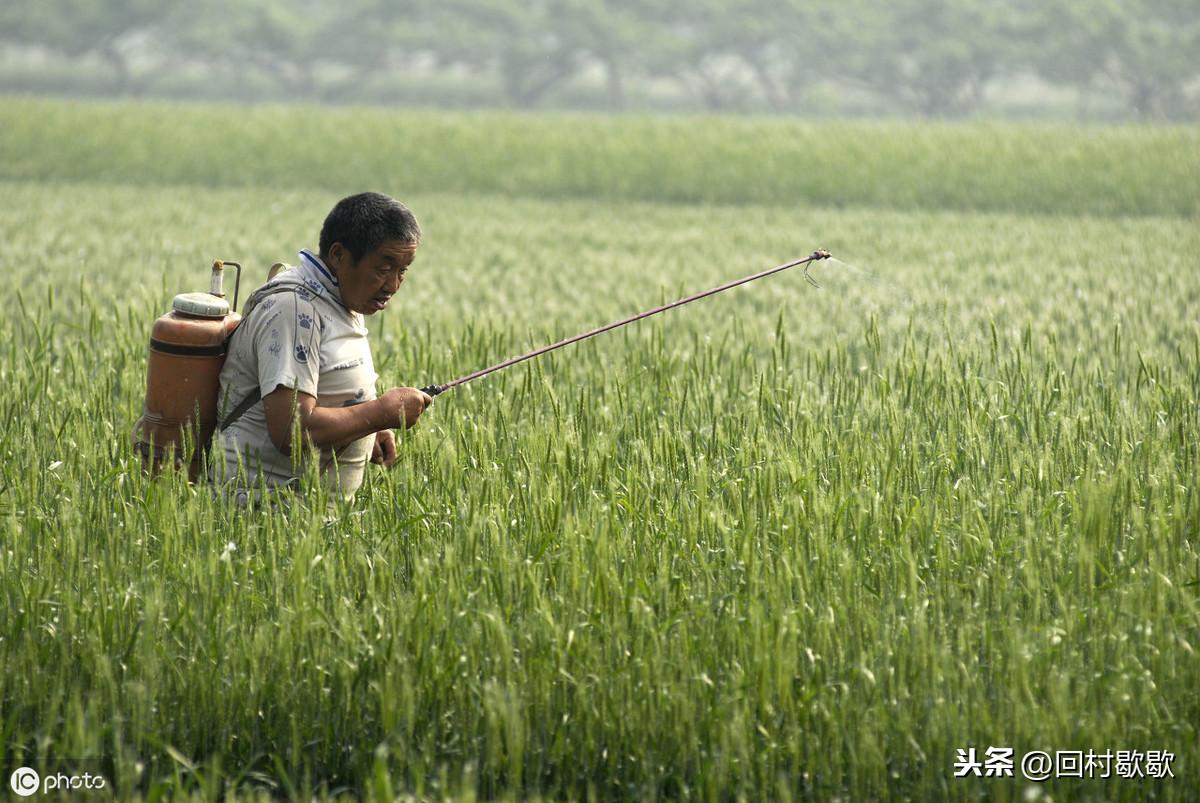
[132,250,832,477]
[418,249,832,398]
[132,260,243,478]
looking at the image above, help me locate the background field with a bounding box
[1,99,1198,801]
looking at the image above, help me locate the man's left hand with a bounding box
[371,429,397,468]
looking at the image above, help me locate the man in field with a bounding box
[213,192,432,501]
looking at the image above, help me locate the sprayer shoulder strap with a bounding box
[218,274,319,433]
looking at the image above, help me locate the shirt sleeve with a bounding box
[250,288,321,399]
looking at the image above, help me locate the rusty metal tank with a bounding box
[133,260,242,478]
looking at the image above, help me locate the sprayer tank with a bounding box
[132,263,243,478]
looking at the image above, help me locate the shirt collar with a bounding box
[297,249,346,306]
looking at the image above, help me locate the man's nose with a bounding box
[384,271,402,293]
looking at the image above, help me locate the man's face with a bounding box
[326,239,417,315]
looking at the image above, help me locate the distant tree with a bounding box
[1099,0,1199,119]
[632,0,761,112]
[1018,0,1198,119]
[836,0,1013,117]
[713,0,837,113]
[166,0,335,98]
[682,0,803,112]
[2,0,186,93]
[550,0,648,111]
[314,0,435,101]
[1013,0,1102,109]
[429,0,583,108]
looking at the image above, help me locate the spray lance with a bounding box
[417,249,832,399]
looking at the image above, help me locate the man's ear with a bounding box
[327,242,350,274]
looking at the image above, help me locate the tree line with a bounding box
[2,0,1197,119]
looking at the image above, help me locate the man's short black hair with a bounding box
[319,192,421,261]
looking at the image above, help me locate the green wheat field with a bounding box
[1,98,1198,801]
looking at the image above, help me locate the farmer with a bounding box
[212,192,432,501]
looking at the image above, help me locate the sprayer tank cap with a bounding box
[173,292,230,319]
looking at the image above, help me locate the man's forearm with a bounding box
[264,386,425,454]
[298,398,391,451]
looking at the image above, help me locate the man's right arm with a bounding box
[263,386,431,453]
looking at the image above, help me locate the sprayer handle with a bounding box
[419,384,444,398]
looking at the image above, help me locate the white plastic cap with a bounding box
[173,292,230,319]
